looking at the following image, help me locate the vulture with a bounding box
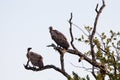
[49,26,69,50]
[26,47,44,68]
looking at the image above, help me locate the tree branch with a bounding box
[91,0,106,47]
[47,44,65,72]
[90,0,105,78]
[69,13,77,50]
[70,62,93,72]
[24,64,71,79]
[92,68,97,79]
[47,43,106,73]
[72,23,88,37]
[60,53,65,72]
[90,0,105,60]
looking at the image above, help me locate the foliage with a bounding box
[69,72,90,80]
[77,26,120,80]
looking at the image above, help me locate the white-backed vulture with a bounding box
[49,26,69,50]
[26,47,44,68]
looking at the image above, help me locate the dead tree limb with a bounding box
[24,64,71,79]
[69,13,78,50]
[60,53,65,72]
[90,0,105,61]
[47,44,65,72]
[89,0,105,78]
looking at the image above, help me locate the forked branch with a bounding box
[90,0,106,59]
[90,0,106,78]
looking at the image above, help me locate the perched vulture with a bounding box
[26,47,44,68]
[49,26,69,50]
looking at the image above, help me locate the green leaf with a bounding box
[72,72,87,80]
[117,40,120,46]
[84,26,92,32]
[84,40,89,43]
[82,35,84,39]
[106,38,111,44]
[113,38,117,40]
[78,38,82,41]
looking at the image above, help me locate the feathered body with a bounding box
[27,48,44,68]
[49,26,69,50]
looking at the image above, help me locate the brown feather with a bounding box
[49,26,69,50]
[27,48,44,68]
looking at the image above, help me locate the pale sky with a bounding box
[0,0,120,80]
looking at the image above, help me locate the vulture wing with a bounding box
[29,52,44,68]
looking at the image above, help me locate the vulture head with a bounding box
[49,26,69,50]
[49,26,53,31]
[27,47,32,52]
